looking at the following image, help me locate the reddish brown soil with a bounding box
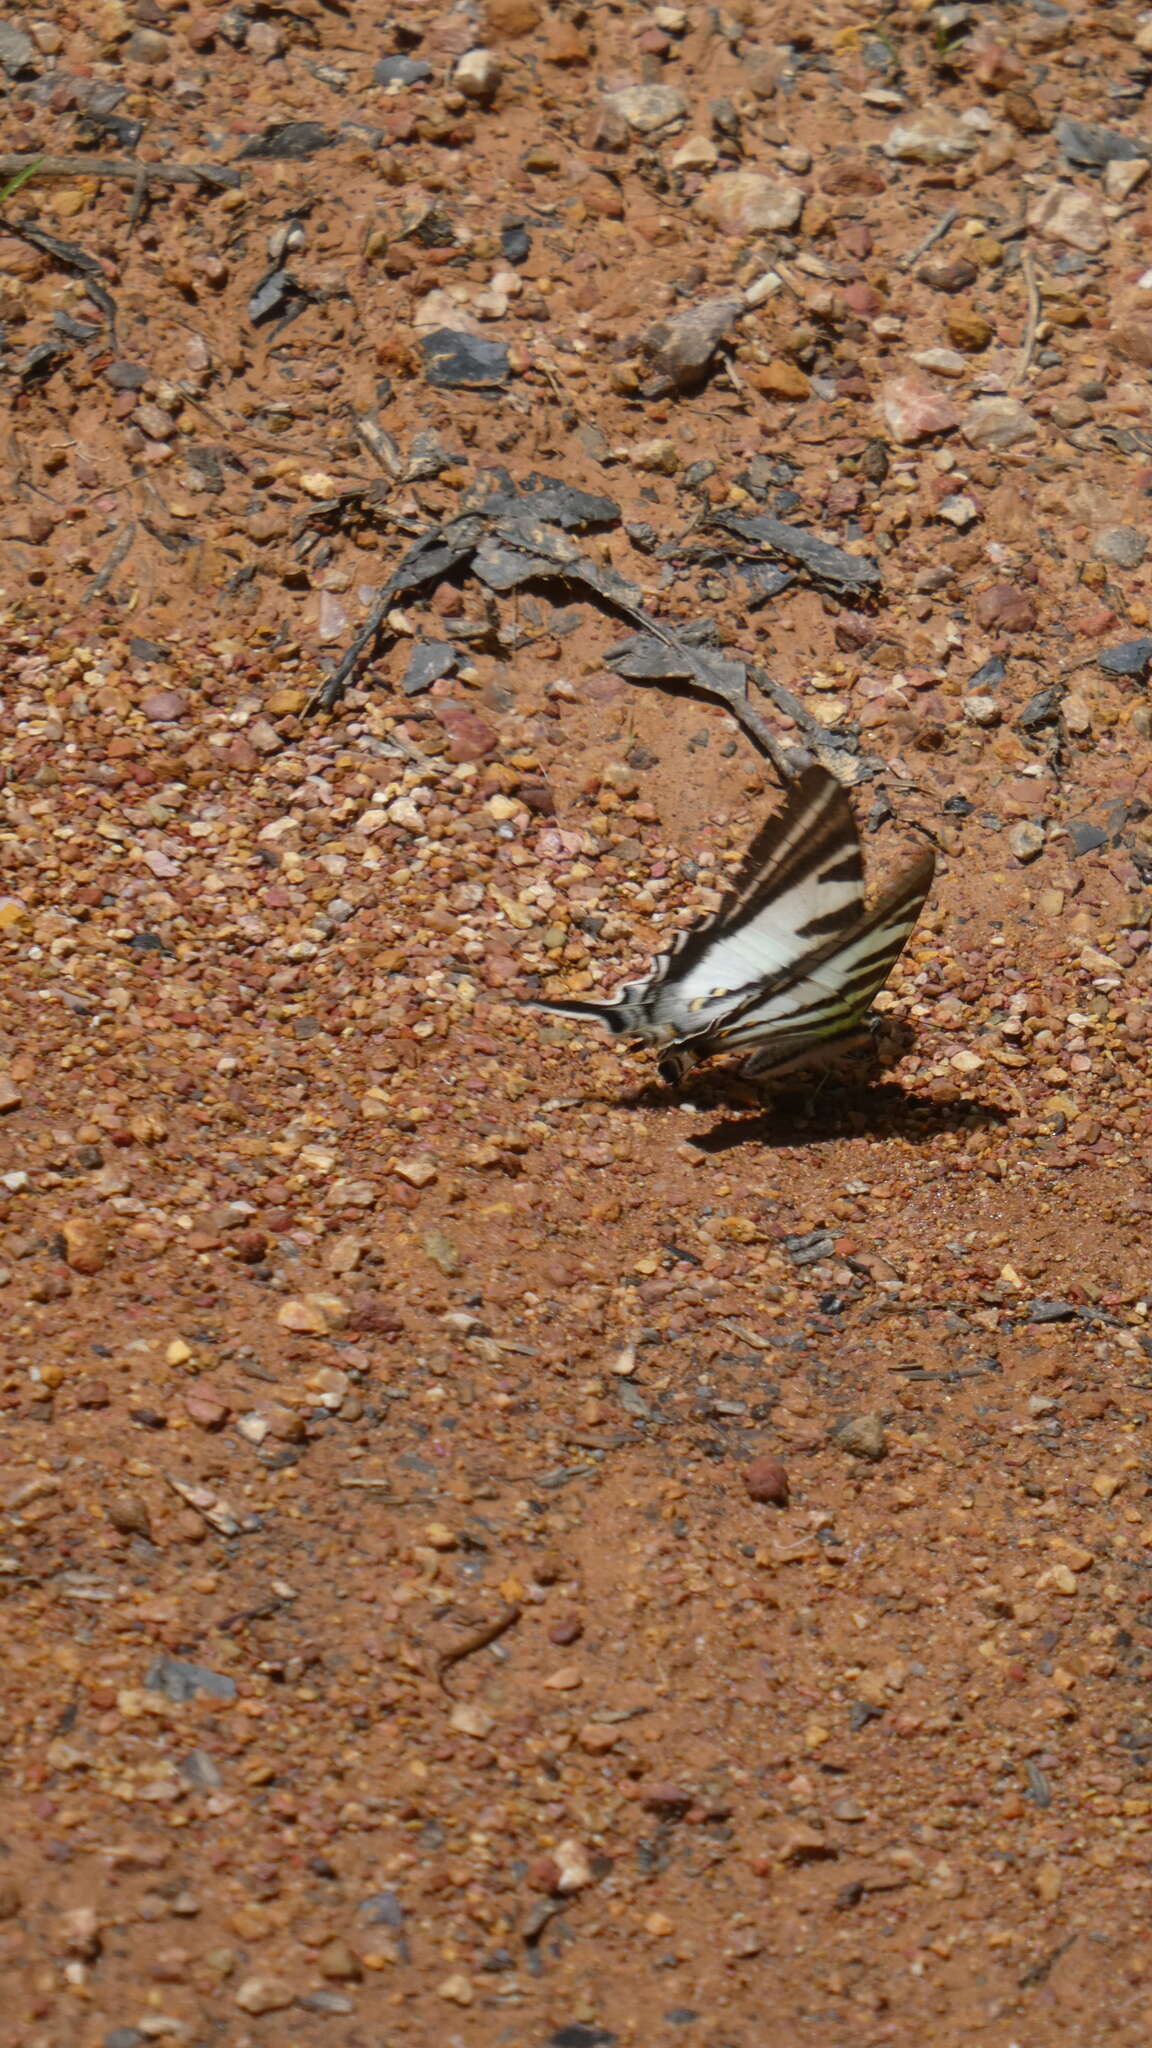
[6,2,1152,2045]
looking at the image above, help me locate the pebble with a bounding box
[455,48,501,101]
[393,1156,438,1188]
[962,397,1037,450]
[275,1292,348,1334]
[373,55,433,87]
[421,329,510,389]
[962,695,1001,726]
[437,1973,474,2005]
[139,689,187,723]
[641,298,744,393]
[883,109,977,163]
[670,134,719,171]
[630,438,680,475]
[106,1495,153,1538]
[554,1838,595,1892]
[972,583,1036,632]
[1105,158,1150,201]
[880,378,960,444]
[1027,185,1110,254]
[1057,116,1148,166]
[235,1976,296,2015]
[750,359,812,400]
[1008,820,1046,863]
[695,170,804,235]
[833,1413,887,1462]
[1093,526,1147,569]
[743,1455,790,1505]
[601,84,686,133]
[61,1216,109,1274]
[0,1073,21,1113]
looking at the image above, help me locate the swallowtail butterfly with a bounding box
[524,765,935,1086]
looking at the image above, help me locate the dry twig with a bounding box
[899,206,959,272]
[1015,249,1042,386]
[434,1602,522,1695]
[0,153,241,191]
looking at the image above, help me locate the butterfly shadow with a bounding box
[672,1077,1009,1155]
[609,1051,1009,1153]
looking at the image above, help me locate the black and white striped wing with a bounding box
[662,848,935,1080]
[644,765,867,1040]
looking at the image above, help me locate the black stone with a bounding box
[53,310,101,342]
[420,327,510,388]
[967,654,1006,690]
[1029,1300,1077,1323]
[373,55,434,85]
[248,266,304,325]
[144,1655,238,1704]
[237,120,335,160]
[403,640,457,695]
[1097,637,1152,678]
[105,360,148,391]
[359,1889,405,1926]
[548,2031,619,2048]
[711,510,882,595]
[1066,820,1108,856]
[501,222,532,264]
[18,340,69,384]
[1016,688,1061,732]
[1057,117,1150,166]
[76,108,143,150]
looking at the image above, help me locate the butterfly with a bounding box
[523,764,935,1086]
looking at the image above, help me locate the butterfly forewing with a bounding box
[647,767,866,1036]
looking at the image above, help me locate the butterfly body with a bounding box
[523,766,934,1087]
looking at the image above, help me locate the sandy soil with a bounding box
[6,0,1152,2043]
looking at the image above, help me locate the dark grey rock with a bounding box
[178,1748,223,1790]
[711,510,882,595]
[402,641,457,696]
[359,1889,404,1926]
[640,296,744,394]
[1093,525,1147,570]
[1066,820,1108,856]
[374,55,433,85]
[145,1655,237,1704]
[104,361,148,391]
[238,121,334,160]
[1016,688,1061,731]
[1057,117,1149,166]
[248,267,302,325]
[967,654,1006,690]
[0,20,35,74]
[501,222,531,264]
[548,2030,619,2048]
[421,327,510,388]
[1029,1299,1077,1323]
[1097,637,1152,678]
